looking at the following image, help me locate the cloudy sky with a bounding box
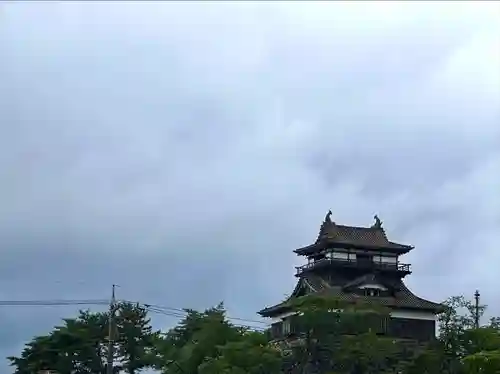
[1,0,499,370]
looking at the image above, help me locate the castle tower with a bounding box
[258,211,444,342]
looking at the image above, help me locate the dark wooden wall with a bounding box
[388,317,436,341]
[270,315,436,342]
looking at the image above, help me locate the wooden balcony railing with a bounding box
[295,257,411,276]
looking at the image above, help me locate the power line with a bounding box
[0,298,269,330]
[0,299,109,306]
[144,306,267,331]
[142,303,268,325]
[2,295,269,374]
[145,305,266,332]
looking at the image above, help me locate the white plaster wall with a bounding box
[380,255,397,263]
[358,283,388,290]
[331,251,349,260]
[270,311,298,323]
[270,308,436,323]
[390,310,436,321]
[271,308,437,324]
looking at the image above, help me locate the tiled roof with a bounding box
[323,225,405,248]
[295,212,413,255]
[319,283,444,312]
[342,273,389,290]
[258,274,444,317]
[303,275,330,293]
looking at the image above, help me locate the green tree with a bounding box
[438,296,485,360]
[463,350,500,374]
[116,302,158,374]
[13,294,500,374]
[461,325,500,374]
[404,295,500,374]
[198,330,281,374]
[8,302,156,374]
[153,302,279,374]
[154,303,244,374]
[290,295,403,374]
[9,335,63,374]
[401,340,449,374]
[8,311,109,374]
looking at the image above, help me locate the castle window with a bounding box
[327,251,356,261]
[363,288,381,297]
[376,254,398,264]
[282,318,291,335]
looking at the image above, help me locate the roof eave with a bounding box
[259,299,445,317]
[389,244,414,254]
[394,304,446,314]
[344,243,413,253]
[294,242,412,255]
[294,243,323,255]
[258,304,292,317]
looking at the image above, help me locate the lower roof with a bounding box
[258,274,444,317]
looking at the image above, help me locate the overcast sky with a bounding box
[1,1,499,371]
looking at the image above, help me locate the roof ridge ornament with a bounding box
[372,214,383,229]
[315,210,334,243]
[325,210,334,224]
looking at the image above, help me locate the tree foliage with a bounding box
[403,295,500,374]
[8,294,500,374]
[198,331,281,374]
[8,302,156,374]
[152,303,280,374]
[289,295,403,374]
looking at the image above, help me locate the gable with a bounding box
[341,273,398,298]
[343,273,389,290]
[290,277,321,299]
[291,279,311,298]
[357,283,388,291]
[295,285,308,297]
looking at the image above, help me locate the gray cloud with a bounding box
[1,2,499,371]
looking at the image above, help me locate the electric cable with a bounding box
[0,298,270,331]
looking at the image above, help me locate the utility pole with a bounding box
[107,284,117,374]
[474,289,480,329]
